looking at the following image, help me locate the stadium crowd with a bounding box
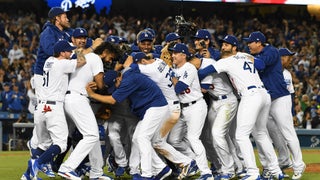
[0,6,319,129]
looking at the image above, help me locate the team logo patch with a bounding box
[183,71,188,79]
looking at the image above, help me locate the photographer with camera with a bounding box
[193,29,220,60]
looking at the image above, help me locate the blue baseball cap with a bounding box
[72,28,88,38]
[104,70,119,93]
[193,29,211,40]
[3,82,10,87]
[53,40,76,54]
[145,28,156,38]
[279,48,295,56]
[133,52,147,63]
[106,35,120,44]
[119,37,128,43]
[244,31,266,43]
[220,35,238,46]
[169,43,190,57]
[165,32,182,42]
[48,7,66,19]
[138,31,153,42]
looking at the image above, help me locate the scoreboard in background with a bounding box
[46,0,112,14]
[170,0,320,5]
[251,0,320,4]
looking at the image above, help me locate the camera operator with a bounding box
[193,29,220,60]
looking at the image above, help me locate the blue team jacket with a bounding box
[34,22,71,75]
[254,45,290,99]
[112,67,168,120]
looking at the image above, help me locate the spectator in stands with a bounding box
[8,43,24,65]
[295,62,308,82]
[1,82,12,111]
[311,105,320,129]
[7,83,26,113]
[300,94,310,112]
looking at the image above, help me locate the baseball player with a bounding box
[25,8,72,177]
[170,43,213,180]
[244,31,305,180]
[94,41,139,177]
[57,28,112,180]
[130,52,197,179]
[198,35,284,180]
[193,29,220,60]
[52,28,95,177]
[259,48,296,178]
[25,40,86,180]
[86,68,172,179]
[198,36,244,179]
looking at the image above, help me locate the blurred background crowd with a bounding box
[0,2,319,130]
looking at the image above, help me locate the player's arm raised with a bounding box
[75,49,86,68]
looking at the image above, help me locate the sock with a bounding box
[32,148,45,159]
[38,145,61,165]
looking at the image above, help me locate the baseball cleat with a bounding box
[89,174,113,180]
[21,172,31,180]
[132,173,142,180]
[291,164,306,180]
[216,173,236,180]
[178,159,196,179]
[40,162,55,177]
[106,154,118,173]
[196,174,214,180]
[154,166,172,180]
[270,172,285,180]
[261,169,271,180]
[115,166,126,177]
[241,175,261,180]
[58,171,81,180]
[28,159,39,178]
[237,170,247,179]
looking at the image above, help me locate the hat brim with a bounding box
[66,46,76,52]
[243,37,254,43]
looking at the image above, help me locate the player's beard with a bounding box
[221,49,233,58]
[60,21,71,29]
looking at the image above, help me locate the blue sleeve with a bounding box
[40,29,56,56]
[175,81,188,94]
[254,57,265,70]
[129,63,139,70]
[198,65,217,80]
[258,46,279,66]
[201,84,211,90]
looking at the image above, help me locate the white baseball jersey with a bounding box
[59,52,105,178]
[213,52,264,96]
[41,56,77,101]
[34,56,76,152]
[67,52,104,95]
[283,69,294,93]
[173,62,203,103]
[137,58,179,102]
[200,57,234,97]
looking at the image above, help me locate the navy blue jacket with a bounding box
[34,22,71,75]
[254,45,290,99]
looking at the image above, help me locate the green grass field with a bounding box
[0,149,319,179]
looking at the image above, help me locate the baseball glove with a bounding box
[160,42,175,67]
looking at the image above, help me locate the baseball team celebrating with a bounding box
[21,6,306,180]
